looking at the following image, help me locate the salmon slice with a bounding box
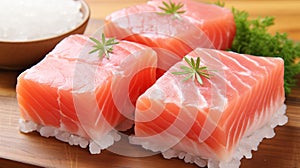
[104,0,236,76]
[131,48,286,167]
[17,34,157,153]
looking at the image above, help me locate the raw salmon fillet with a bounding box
[104,0,236,75]
[17,34,157,153]
[131,48,287,167]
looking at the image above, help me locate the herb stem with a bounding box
[172,56,213,85]
[89,33,119,60]
[157,0,185,19]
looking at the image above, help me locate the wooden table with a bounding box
[1,0,300,167]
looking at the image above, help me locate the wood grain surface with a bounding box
[0,0,300,168]
[0,91,299,168]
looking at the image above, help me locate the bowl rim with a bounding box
[0,0,90,44]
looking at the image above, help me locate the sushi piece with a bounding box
[104,0,236,76]
[17,34,157,154]
[130,48,288,168]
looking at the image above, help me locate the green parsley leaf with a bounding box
[215,1,300,94]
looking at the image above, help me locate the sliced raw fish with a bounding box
[17,34,157,153]
[131,48,287,167]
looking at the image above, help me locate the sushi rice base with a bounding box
[130,103,288,168]
[19,119,121,154]
[19,103,287,168]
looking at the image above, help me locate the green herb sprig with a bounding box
[157,0,185,19]
[172,56,212,85]
[215,1,300,94]
[214,0,225,7]
[230,8,300,94]
[89,33,119,60]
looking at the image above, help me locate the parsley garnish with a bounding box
[230,8,300,94]
[214,0,225,7]
[89,33,119,60]
[215,1,300,94]
[172,56,212,85]
[157,0,185,19]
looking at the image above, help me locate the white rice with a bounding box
[19,104,288,167]
[128,104,288,168]
[19,119,121,154]
[160,104,288,168]
[0,0,83,41]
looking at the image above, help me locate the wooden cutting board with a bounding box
[0,18,300,168]
[0,88,300,168]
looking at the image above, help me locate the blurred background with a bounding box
[0,1,299,168]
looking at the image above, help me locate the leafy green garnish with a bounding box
[172,56,212,85]
[89,33,119,60]
[157,0,185,19]
[214,0,225,7]
[230,8,300,94]
[215,1,300,94]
